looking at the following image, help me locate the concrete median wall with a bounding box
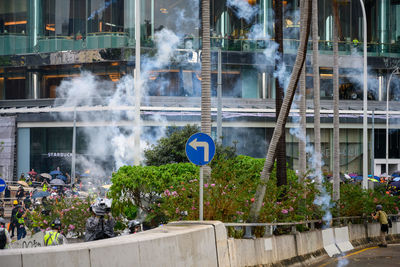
[1,221,400,267]
[0,221,227,267]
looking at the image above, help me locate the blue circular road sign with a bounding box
[185,133,216,166]
[0,178,6,193]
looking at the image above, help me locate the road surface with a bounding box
[312,244,400,267]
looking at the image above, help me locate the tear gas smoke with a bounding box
[227,0,259,23]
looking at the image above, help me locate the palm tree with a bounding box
[201,0,212,180]
[201,0,211,136]
[332,1,340,202]
[299,0,307,181]
[274,0,287,188]
[249,0,312,222]
[312,0,321,184]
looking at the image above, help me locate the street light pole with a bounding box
[360,0,368,189]
[386,67,400,178]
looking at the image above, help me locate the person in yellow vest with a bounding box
[44,219,67,246]
[42,180,49,192]
[16,207,27,240]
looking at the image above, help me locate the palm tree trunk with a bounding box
[312,0,322,184]
[299,0,307,182]
[201,0,211,178]
[332,1,340,202]
[275,0,287,188]
[201,0,211,135]
[248,0,312,222]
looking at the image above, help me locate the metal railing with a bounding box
[224,214,400,238]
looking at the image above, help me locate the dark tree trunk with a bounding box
[275,0,287,188]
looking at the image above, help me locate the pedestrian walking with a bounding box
[371,204,389,247]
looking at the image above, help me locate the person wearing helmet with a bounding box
[128,220,142,234]
[85,199,115,242]
[0,217,11,249]
[371,204,389,247]
[44,219,67,246]
[9,200,20,238]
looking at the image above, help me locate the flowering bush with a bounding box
[26,196,92,238]
[110,155,400,236]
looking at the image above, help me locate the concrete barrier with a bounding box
[1,221,399,267]
[322,228,340,257]
[0,221,226,267]
[334,227,354,253]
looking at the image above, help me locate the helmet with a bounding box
[128,220,141,233]
[13,200,18,205]
[51,218,62,229]
[91,198,111,216]
[376,205,383,211]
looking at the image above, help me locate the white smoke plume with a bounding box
[227,0,259,23]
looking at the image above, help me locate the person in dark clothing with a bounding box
[85,200,115,242]
[10,201,20,238]
[16,186,25,201]
[23,192,32,210]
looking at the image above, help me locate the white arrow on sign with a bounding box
[189,138,209,162]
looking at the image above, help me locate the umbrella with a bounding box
[32,191,50,199]
[391,171,400,177]
[40,173,52,179]
[353,176,363,181]
[388,181,400,191]
[102,184,111,189]
[28,170,37,176]
[50,179,65,186]
[17,181,29,187]
[56,175,67,182]
[393,177,400,182]
[349,173,358,178]
[344,174,352,180]
[49,170,62,176]
[80,173,89,177]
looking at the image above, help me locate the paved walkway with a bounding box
[312,244,400,267]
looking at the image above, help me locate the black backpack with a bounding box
[0,229,7,249]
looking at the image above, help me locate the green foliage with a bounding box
[143,124,237,166]
[338,183,399,216]
[144,125,199,166]
[109,163,199,224]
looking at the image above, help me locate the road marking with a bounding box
[189,138,209,161]
[318,246,379,267]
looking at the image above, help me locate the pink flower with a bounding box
[205,201,210,206]
[157,203,161,207]
[210,184,215,187]
[276,202,282,205]
[181,187,186,191]
[191,206,196,210]
[170,186,174,189]
[204,184,209,188]
[222,191,226,195]
[262,202,265,206]
[175,208,180,214]
[281,209,288,214]
[43,220,48,224]
[250,198,255,203]
[289,207,294,212]
[171,191,178,196]
[68,224,75,230]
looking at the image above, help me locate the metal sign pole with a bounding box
[199,166,203,221]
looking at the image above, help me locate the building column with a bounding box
[378,0,390,52]
[17,128,30,179]
[27,71,41,99]
[28,0,43,52]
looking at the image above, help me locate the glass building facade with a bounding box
[1,0,400,178]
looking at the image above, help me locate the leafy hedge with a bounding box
[109,155,400,231]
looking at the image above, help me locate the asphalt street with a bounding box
[312,244,400,267]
